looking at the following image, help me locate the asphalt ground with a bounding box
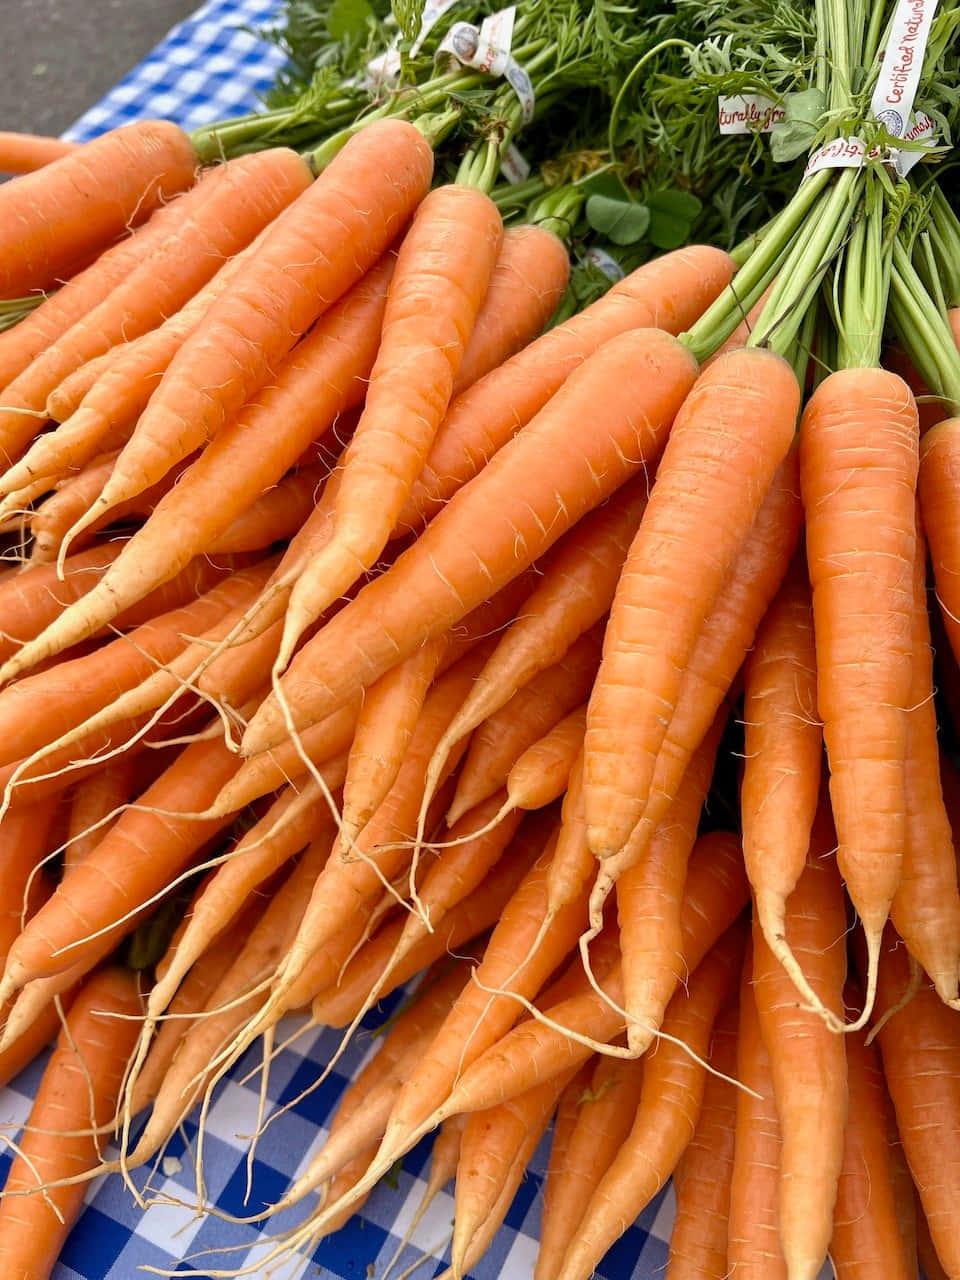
[0,0,200,136]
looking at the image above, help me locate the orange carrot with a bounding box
[310,813,551,1025]
[666,1003,738,1280]
[728,938,786,1279]
[451,1065,578,1277]
[398,243,734,532]
[0,967,142,1278]
[0,257,395,675]
[451,223,569,395]
[0,176,206,391]
[741,555,824,1012]
[140,778,341,1030]
[584,346,800,858]
[420,478,648,827]
[0,132,78,174]
[243,326,701,756]
[271,183,504,671]
[125,838,330,1167]
[341,635,448,841]
[536,1050,646,1280]
[0,119,197,297]
[7,223,278,493]
[0,148,311,469]
[428,825,749,1123]
[625,446,803,867]
[0,722,245,998]
[617,731,729,1056]
[63,755,139,876]
[0,557,274,770]
[535,1061,596,1280]
[128,903,263,1116]
[892,520,960,1004]
[446,623,604,826]
[800,367,919,1024]
[752,810,848,1280]
[919,419,960,664]
[830,984,915,1280]
[873,931,960,1277]
[505,705,586,812]
[45,348,118,422]
[205,462,328,555]
[45,119,433,546]
[554,922,746,1280]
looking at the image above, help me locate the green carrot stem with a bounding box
[748,167,862,360]
[681,168,831,363]
[890,237,960,415]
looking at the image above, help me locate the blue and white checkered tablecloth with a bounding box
[0,4,679,1276]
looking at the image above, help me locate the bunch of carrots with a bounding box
[0,0,959,1277]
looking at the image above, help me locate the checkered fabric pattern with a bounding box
[62,0,287,142]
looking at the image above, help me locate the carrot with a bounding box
[451,1066,578,1277]
[203,643,500,1085]
[0,996,66,1090]
[451,223,569,395]
[0,119,198,298]
[0,967,142,1279]
[617,734,729,1057]
[5,224,278,493]
[666,1003,739,1280]
[205,462,328,555]
[271,183,504,672]
[0,148,312,471]
[917,1190,950,1280]
[304,831,593,1234]
[535,1061,596,1280]
[45,348,118,423]
[0,801,59,971]
[138,778,341,1031]
[44,118,433,554]
[0,557,274,770]
[584,346,800,858]
[309,813,549,1026]
[830,984,915,1280]
[445,623,604,826]
[398,243,734,532]
[554,922,746,1280]
[0,721,245,999]
[873,931,960,1277]
[536,1050,646,1280]
[625,445,803,867]
[341,635,448,842]
[128,902,263,1116]
[420,478,648,829]
[741,555,824,1013]
[243,325,701,756]
[892,520,960,1004]
[0,173,211,393]
[752,810,848,1280]
[728,938,786,1279]
[252,954,476,1213]
[27,450,194,566]
[309,793,526,1038]
[0,132,78,174]
[504,705,586,812]
[123,838,331,1168]
[0,259,395,678]
[800,368,919,1026]
[427,824,749,1124]
[63,755,139,876]
[919,418,960,664]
